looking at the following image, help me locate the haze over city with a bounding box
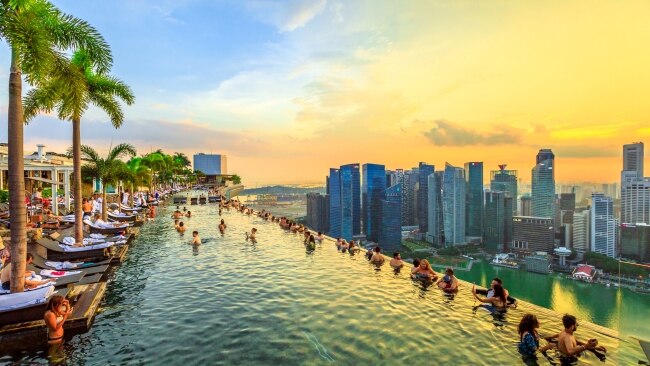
[2,0,650,184]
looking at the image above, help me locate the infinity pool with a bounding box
[2,199,645,365]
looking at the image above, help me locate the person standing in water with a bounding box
[246,228,257,241]
[219,219,227,234]
[44,295,72,344]
[191,231,201,245]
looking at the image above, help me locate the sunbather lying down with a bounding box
[90,214,128,228]
[0,253,55,290]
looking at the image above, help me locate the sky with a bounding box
[1,0,650,185]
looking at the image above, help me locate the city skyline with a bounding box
[2,1,650,185]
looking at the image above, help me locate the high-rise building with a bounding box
[193,153,227,175]
[590,193,618,258]
[464,162,483,239]
[623,142,644,179]
[442,163,466,245]
[521,195,532,216]
[328,168,342,238]
[340,164,361,240]
[491,165,518,205]
[362,164,386,242]
[511,216,555,254]
[328,164,361,240]
[531,149,555,219]
[572,209,590,257]
[620,223,650,263]
[483,191,513,252]
[621,142,650,225]
[418,163,435,234]
[401,169,419,226]
[427,171,445,245]
[306,193,330,234]
[380,183,403,253]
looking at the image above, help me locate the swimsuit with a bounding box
[48,313,64,341]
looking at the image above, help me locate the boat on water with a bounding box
[490,253,519,269]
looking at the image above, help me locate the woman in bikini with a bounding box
[44,295,73,344]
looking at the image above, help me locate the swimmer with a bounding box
[370,246,385,264]
[174,219,179,229]
[348,240,361,254]
[305,235,316,252]
[472,283,507,313]
[411,259,437,280]
[390,252,404,269]
[219,219,226,234]
[177,221,186,233]
[191,231,201,245]
[246,228,258,241]
[437,268,459,292]
[339,240,350,253]
[517,314,555,364]
[185,210,192,218]
[315,232,324,243]
[44,295,72,344]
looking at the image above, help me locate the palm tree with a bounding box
[79,144,136,220]
[0,0,111,293]
[24,49,134,246]
[124,157,150,207]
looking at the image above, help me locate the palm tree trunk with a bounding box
[72,117,83,245]
[101,186,107,221]
[8,48,26,293]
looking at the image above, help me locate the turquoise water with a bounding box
[2,200,646,365]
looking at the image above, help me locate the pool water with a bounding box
[2,199,646,365]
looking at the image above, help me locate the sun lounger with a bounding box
[0,285,70,326]
[25,265,86,288]
[31,253,111,270]
[83,219,129,234]
[37,238,112,262]
[108,212,137,222]
[199,197,207,204]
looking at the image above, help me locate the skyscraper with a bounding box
[483,191,514,252]
[464,162,483,239]
[418,162,435,234]
[621,143,650,225]
[328,164,361,241]
[401,169,419,226]
[306,192,329,234]
[591,193,618,258]
[531,149,555,219]
[572,209,590,257]
[521,195,532,216]
[623,142,644,179]
[380,183,403,253]
[620,223,650,262]
[362,164,386,242]
[442,163,466,245]
[340,164,361,240]
[328,168,342,238]
[491,165,518,205]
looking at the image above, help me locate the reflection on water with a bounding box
[1,199,646,365]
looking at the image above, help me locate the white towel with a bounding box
[59,242,113,252]
[62,237,105,246]
[89,233,107,239]
[39,269,81,277]
[45,261,79,270]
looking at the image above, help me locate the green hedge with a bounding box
[0,190,7,203]
[584,252,649,277]
[41,187,64,198]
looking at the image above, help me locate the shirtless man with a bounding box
[390,252,404,268]
[191,231,201,245]
[219,219,227,234]
[82,198,93,217]
[370,246,385,264]
[555,314,602,361]
[177,222,187,233]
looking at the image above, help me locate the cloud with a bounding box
[554,146,618,158]
[245,0,327,32]
[153,5,185,24]
[423,119,523,146]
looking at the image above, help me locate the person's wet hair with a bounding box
[179,222,184,227]
[393,252,400,258]
[192,231,198,235]
[446,268,454,275]
[518,314,539,336]
[493,277,503,284]
[374,246,381,253]
[413,258,420,267]
[562,314,577,329]
[46,295,65,312]
[493,284,507,305]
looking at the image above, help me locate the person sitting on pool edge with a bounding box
[517,314,555,364]
[191,231,201,245]
[177,221,187,233]
[44,295,73,344]
[411,259,438,280]
[437,268,459,293]
[390,252,404,269]
[370,246,385,264]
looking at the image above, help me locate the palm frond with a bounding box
[107,143,136,162]
[79,144,101,163]
[89,92,124,128]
